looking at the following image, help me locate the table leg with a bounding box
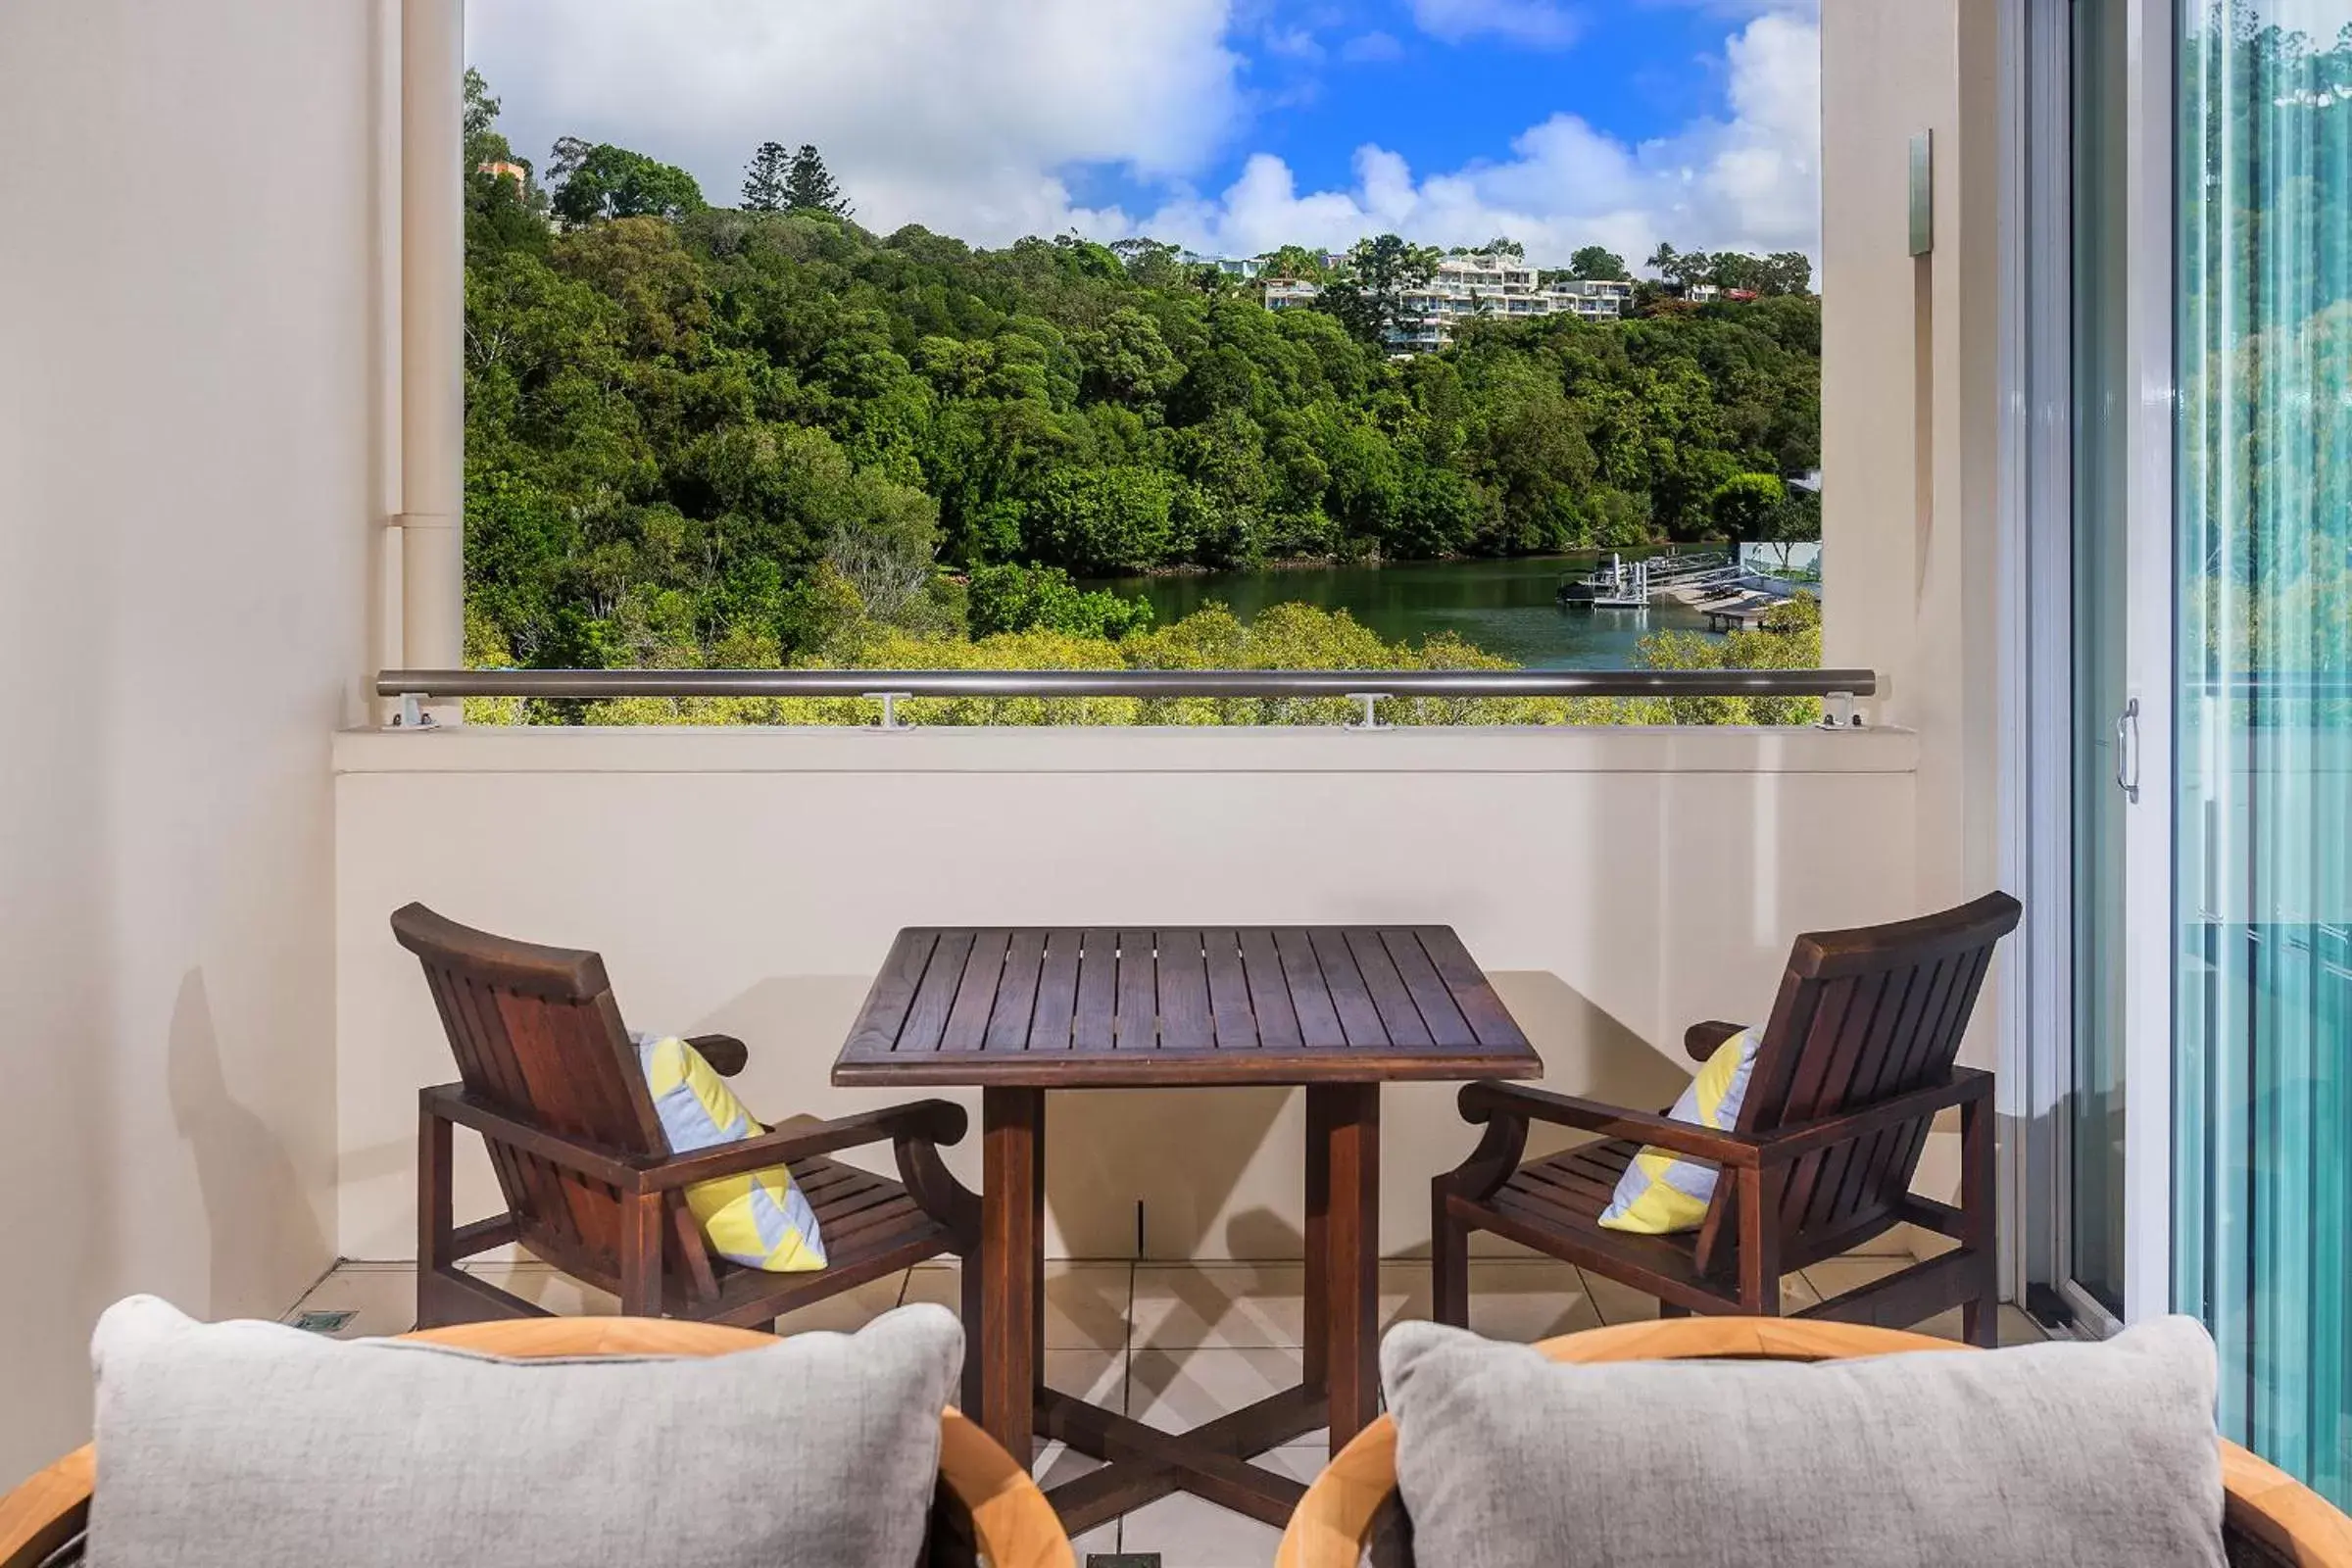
[1306,1082,1379,1453]
[980,1086,1043,1463]
[1301,1089,1329,1395]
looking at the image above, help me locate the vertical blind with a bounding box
[2176,0,2352,1504]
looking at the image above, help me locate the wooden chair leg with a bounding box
[959,1248,986,1417]
[1430,1108,1528,1335]
[618,1191,663,1318]
[1959,1090,1999,1348]
[1432,1194,1470,1329]
[416,1101,457,1329]
[1961,1295,1998,1348]
[1736,1168,1786,1317]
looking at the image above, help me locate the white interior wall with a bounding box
[333,726,1921,1263]
[1821,0,2010,1093]
[0,0,376,1482]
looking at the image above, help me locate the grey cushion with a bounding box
[87,1296,962,1568]
[1382,1316,2227,1568]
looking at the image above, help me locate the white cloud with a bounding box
[1262,24,1327,62]
[467,0,1820,269]
[466,0,1243,243]
[1340,30,1406,63]
[1408,0,1583,49]
[1128,11,1822,269]
[1636,0,1817,17]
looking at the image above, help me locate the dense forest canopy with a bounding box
[458,72,1824,722]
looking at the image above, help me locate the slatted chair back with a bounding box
[1690,891,2023,1278]
[391,903,671,1289]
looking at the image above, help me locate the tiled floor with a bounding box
[287,1254,2044,1567]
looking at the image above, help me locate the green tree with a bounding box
[1709,251,1771,294]
[1110,237,1186,287]
[1260,243,1330,280]
[1024,466,1177,571]
[1570,245,1628,280]
[464,69,512,171]
[743,141,790,212]
[548,135,593,185]
[550,143,706,224]
[1763,251,1814,296]
[967,564,1154,640]
[1664,250,1715,289]
[785,144,853,217]
[1314,233,1441,350]
[461,69,546,251]
[1709,471,1788,565]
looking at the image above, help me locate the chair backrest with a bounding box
[0,1318,1071,1568]
[1690,891,2023,1277]
[391,903,668,1286]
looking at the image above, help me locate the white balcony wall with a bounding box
[0,0,380,1480]
[333,726,1920,1264]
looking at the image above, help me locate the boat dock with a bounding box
[1558,550,1810,630]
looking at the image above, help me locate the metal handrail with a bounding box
[376,667,1878,701]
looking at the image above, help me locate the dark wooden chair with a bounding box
[392,904,981,1359]
[1432,892,2022,1345]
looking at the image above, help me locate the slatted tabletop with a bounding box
[833,926,1541,1087]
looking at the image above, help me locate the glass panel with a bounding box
[2070,0,2132,1320]
[2177,0,2352,1504]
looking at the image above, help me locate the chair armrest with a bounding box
[685,1033,749,1076]
[1757,1068,1992,1163]
[640,1100,969,1193]
[1275,1419,1401,1568]
[937,1409,1073,1568]
[1458,1081,1762,1168]
[0,1446,90,1568]
[421,1085,644,1186]
[1684,1019,1748,1063]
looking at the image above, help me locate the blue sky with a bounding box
[466,0,1820,269]
[1160,1,1749,197]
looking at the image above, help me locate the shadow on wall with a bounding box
[168,970,327,1316]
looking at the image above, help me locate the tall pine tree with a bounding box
[742,141,790,212]
[784,145,852,217]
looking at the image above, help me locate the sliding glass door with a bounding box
[2175,0,2352,1503]
[2030,0,2352,1507]
[2042,0,2171,1335]
[2067,0,2133,1325]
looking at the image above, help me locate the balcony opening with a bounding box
[437,2,1832,727]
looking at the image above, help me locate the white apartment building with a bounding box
[1263,277,1321,312]
[1255,252,1634,350]
[1182,252,1266,280]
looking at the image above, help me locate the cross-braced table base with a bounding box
[975,1083,1383,1533]
[1039,1383,1326,1531]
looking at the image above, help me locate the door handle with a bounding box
[2115,698,2140,804]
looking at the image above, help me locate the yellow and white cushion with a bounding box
[1597,1027,1760,1235]
[635,1035,827,1272]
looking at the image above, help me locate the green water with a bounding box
[1087,553,1721,670]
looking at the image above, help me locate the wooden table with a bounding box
[833,926,1541,1533]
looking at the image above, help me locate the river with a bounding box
[1086,553,1723,670]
